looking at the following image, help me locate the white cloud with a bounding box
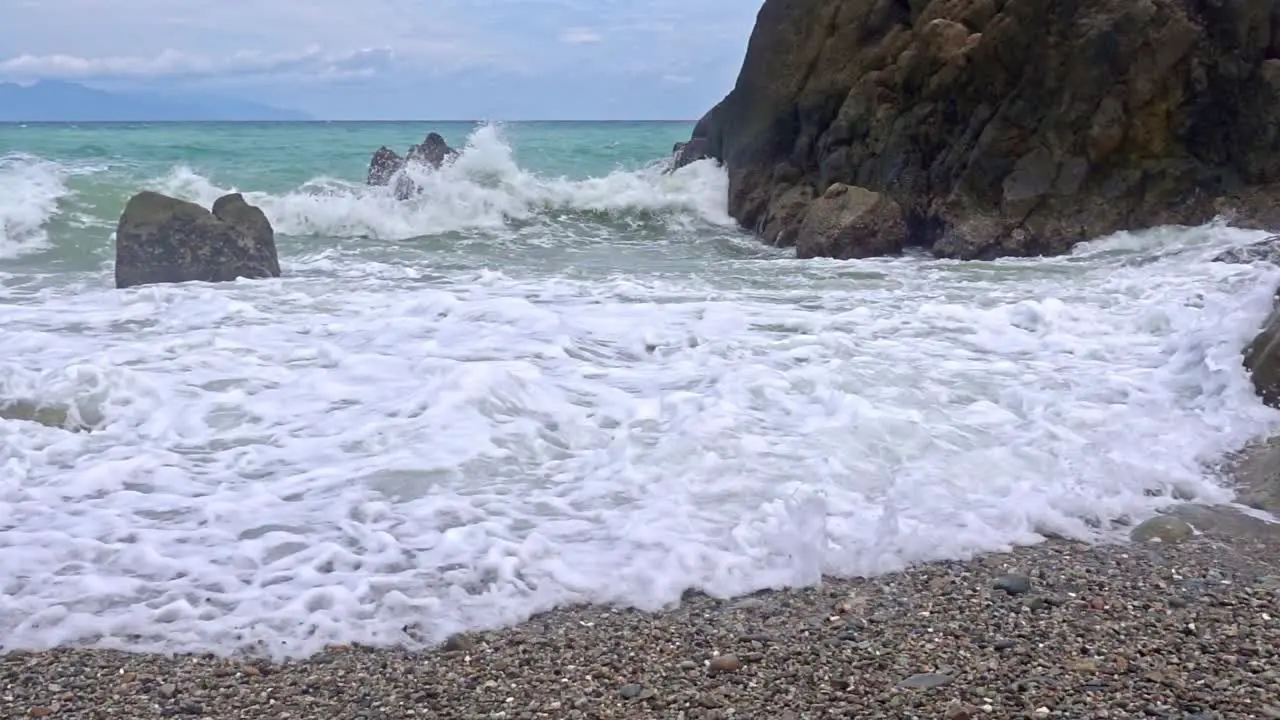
[559,27,602,44]
[0,47,393,82]
[0,0,765,117]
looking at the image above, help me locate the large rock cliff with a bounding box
[686,0,1280,260]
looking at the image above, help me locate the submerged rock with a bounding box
[0,400,96,432]
[1214,235,1280,265]
[114,191,280,289]
[1130,515,1195,544]
[679,0,1280,260]
[992,574,1032,595]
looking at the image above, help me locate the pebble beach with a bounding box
[5,520,1279,720]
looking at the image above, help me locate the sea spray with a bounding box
[0,153,69,258]
[148,124,736,241]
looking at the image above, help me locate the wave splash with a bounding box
[0,153,70,258]
[154,124,736,240]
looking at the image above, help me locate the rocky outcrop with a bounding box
[367,147,404,186]
[684,0,1280,260]
[1216,235,1280,407]
[366,132,459,199]
[668,137,713,172]
[114,191,281,289]
[408,132,458,168]
[1244,309,1280,408]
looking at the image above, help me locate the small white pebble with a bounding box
[1034,708,1050,717]
[981,705,993,713]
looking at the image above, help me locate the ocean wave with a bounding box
[151,123,735,240]
[5,123,1280,661]
[0,153,71,259]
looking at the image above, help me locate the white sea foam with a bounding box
[153,124,736,242]
[2,127,1280,660]
[0,153,70,258]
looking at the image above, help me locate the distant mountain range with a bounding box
[0,80,313,121]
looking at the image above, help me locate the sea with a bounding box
[2,120,1280,660]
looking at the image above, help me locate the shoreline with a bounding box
[4,520,1279,719]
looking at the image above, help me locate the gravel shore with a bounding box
[4,520,1280,720]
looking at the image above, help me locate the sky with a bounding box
[0,0,764,120]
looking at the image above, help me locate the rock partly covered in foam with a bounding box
[1215,235,1280,407]
[1244,302,1280,408]
[667,137,713,173]
[367,147,404,186]
[1214,235,1280,266]
[680,0,1280,260]
[365,132,459,199]
[114,191,281,289]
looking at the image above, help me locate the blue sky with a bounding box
[0,0,763,120]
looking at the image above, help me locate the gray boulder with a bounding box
[114,191,281,289]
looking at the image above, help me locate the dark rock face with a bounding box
[408,132,459,169]
[1217,236,1280,407]
[114,191,281,289]
[795,183,905,259]
[668,137,714,172]
[367,146,404,186]
[366,132,459,199]
[686,0,1280,259]
[1245,311,1280,408]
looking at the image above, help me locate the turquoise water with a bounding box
[0,121,714,274]
[0,120,691,188]
[2,120,1279,659]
